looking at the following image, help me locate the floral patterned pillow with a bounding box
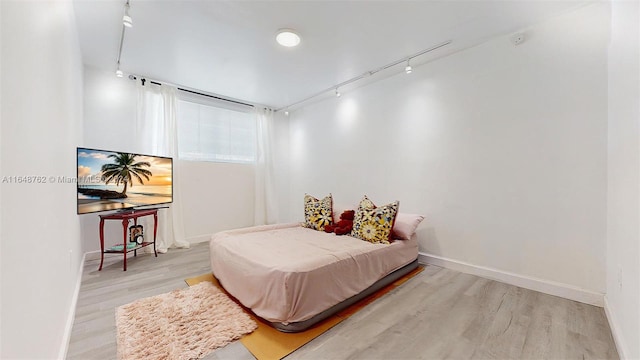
[358,195,376,210]
[303,193,333,231]
[351,196,399,244]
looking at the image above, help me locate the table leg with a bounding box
[122,219,128,271]
[98,218,105,271]
[153,212,158,257]
[133,217,137,257]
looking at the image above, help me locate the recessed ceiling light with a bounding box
[276,29,301,47]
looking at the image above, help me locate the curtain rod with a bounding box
[128,74,273,110]
[178,88,255,108]
[276,40,452,112]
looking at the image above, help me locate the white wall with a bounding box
[179,160,254,242]
[272,112,291,222]
[0,2,4,356]
[606,1,640,358]
[81,67,255,252]
[0,1,84,358]
[285,4,609,297]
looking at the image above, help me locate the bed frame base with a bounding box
[269,258,419,333]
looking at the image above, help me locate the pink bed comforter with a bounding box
[209,223,418,324]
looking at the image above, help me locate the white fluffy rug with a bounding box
[116,281,257,360]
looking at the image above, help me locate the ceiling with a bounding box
[74,1,591,110]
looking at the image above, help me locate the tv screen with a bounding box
[77,147,173,214]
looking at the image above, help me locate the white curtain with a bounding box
[254,107,278,225]
[135,81,190,252]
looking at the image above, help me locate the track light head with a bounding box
[284,110,289,116]
[405,59,412,74]
[123,3,133,28]
[123,15,132,28]
[116,69,123,77]
[335,88,341,97]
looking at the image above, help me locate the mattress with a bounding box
[209,223,418,324]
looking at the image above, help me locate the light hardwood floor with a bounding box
[68,243,619,360]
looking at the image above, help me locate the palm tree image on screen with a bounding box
[101,153,153,196]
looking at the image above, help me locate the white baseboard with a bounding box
[604,296,628,359]
[58,252,87,359]
[84,250,101,261]
[419,252,604,307]
[187,234,211,244]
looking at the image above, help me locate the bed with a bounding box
[209,222,419,332]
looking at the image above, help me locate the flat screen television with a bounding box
[77,147,173,214]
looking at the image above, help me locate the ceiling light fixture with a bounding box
[276,29,301,47]
[115,1,131,78]
[284,110,289,116]
[276,40,451,112]
[405,59,412,74]
[123,1,133,28]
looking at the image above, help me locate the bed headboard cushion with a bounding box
[351,196,399,244]
[303,193,334,231]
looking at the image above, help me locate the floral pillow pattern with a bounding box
[358,195,376,211]
[303,193,333,231]
[351,196,399,244]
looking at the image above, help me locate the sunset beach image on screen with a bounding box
[77,147,173,214]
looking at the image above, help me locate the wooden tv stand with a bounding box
[98,208,158,271]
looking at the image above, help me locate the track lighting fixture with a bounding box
[123,1,133,28]
[115,2,130,78]
[284,110,289,116]
[405,59,412,74]
[115,61,124,77]
[276,40,451,112]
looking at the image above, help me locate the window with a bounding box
[176,92,256,163]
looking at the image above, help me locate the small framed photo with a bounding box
[129,225,144,245]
